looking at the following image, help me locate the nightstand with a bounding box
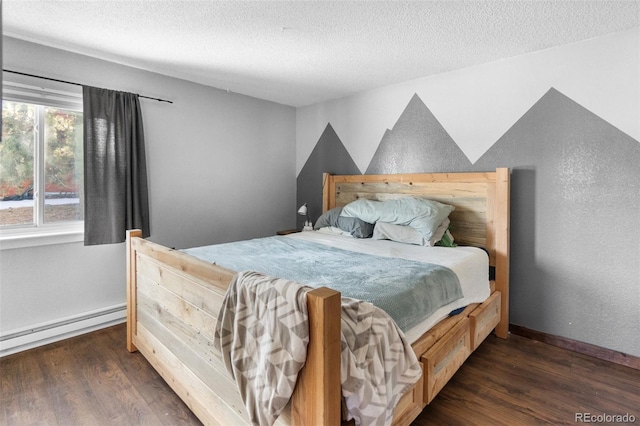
[277,229,301,235]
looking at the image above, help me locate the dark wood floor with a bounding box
[2,324,638,425]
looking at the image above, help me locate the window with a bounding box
[1,80,84,248]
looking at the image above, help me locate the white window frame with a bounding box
[1,80,84,250]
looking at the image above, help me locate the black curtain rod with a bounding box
[3,69,173,104]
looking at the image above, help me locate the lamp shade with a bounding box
[297,203,308,215]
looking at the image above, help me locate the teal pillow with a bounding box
[340,197,454,242]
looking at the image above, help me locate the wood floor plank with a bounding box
[102,326,201,425]
[463,349,601,417]
[473,335,640,413]
[37,343,105,425]
[1,347,55,425]
[413,334,640,425]
[82,327,199,426]
[1,324,639,425]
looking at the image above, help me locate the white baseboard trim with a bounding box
[0,304,126,357]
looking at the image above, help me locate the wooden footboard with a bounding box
[126,230,341,425]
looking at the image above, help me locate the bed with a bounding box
[126,168,510,425]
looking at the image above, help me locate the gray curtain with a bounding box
[83,86,150,245]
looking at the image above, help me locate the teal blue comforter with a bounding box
[184,236,462,332]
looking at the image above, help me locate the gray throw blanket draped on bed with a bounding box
[215,271,421,426]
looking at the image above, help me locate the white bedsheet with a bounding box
[287,231,490,344]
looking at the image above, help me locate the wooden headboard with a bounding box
[322,168,511,337]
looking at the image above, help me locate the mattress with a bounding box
[185,230,490,345]
[286,231,490,344]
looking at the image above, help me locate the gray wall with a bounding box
[474,88,639,354]
[1,37,296,337]
[296,29,640,358]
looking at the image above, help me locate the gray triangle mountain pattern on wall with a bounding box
[296,86,640,357]
[473,87,640,356]
[296,123,360,228]
[366,93,472,174]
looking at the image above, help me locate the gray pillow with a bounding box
[314,207,374,238]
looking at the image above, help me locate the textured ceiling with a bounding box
[3,1,639,107]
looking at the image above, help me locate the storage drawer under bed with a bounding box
[470,291,501,350]
[421,317,471,404]
[419,291,502,405]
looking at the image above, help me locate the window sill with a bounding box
[0,224,84,250]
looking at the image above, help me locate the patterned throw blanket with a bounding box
[214,271,422,426]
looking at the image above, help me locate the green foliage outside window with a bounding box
[1,102,35,198]
[1,100,83,226]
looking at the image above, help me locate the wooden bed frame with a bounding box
[126,168,510,425]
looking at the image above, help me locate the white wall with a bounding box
[0,36,296,354]
[297,27,639,174]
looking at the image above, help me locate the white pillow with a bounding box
[372,218,450,247]
[316,226,353,237]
